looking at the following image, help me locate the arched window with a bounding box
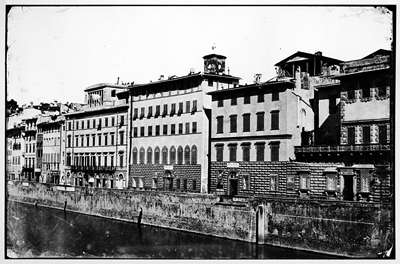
[191,145,197,165]
[139,147,145,164]
[154,147,160,164]
[177,146,183,165]
[132,147,138,164]
[170,146,176,165]
[147,147,153,164]
[184,145,190,165]
[162,146,168,165]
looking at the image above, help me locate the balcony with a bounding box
[70,165,116,173]
[295,144,391,153]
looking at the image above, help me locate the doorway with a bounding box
[229,178,238,196]
[343,176,354,201]
[163,177,173,191]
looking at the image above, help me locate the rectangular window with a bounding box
[230,115,237,133]
[98,135,102,146]
[256,143,265,161]
[93,119,96,128]
[216,145,223,162]
[104,156,108,167]
[133,108,138,120]
[104,134,108,146]
[271,111,279,130]
[120,154,124,168]
[208,80,213,86]
[176,179,180,189]
[171,124,176,135]
[155,105,160,118]
[148,126,153,136]
[192,100,197,113]
[272,91,279,101]
[326,173,337,191]
[170,103,176,116]
[243,114,250,132]
[347,90,355,100]
[186,101,190,113]
[360,170,370,192]
[148,106,153,118]
[218,99,224,107]
[299,172,311,190]
[92,135,95,146]
[270,143,280,161]
[163,124,168,135]
[178,102,183,115]
[105,117,108,127]
[156,125,160,136]
[87,120,90,129]
[363,126,370,144]
[87,135,90,146]
[75,136,79,147]
[362,85,371,98]
[140,127,145,137]
[242,144,250,161]
[258,93,264,103]
[229,144,237,162]
[111,133,114,145]
[68,122,72,131]
[162,104,168,117]
[244,95,251,104]
[185,123,190,134]
[98,118,102,130]
[257,112,265,131]
[67,135,71,147]
[217,116,224,134]
[270,175,278,191]
[378,86,387,97]
[192,122,197,133]
[133,127,138,138]
[81,121,84,129]
[140,107,145,119]
[120,116,124,126]
[76,121,79,130]
[379,125,387,144]
[111,117,115,126]
[179,123,183,134]
[287,175,295,190]
[242,174,250,190]
[348,127,355,145]
[189,179,195,191]
[183,179,187,190]
[231,97,237,106]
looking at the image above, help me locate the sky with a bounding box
[6,5,393,105]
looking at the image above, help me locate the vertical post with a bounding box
[257,205,265,244]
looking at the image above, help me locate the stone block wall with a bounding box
[7,181,393,258]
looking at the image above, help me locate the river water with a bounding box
[6,201,336,259]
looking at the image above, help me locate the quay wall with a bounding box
[7,181,393,258]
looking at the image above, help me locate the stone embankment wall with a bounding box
[7,181,393,258]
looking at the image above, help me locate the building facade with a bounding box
[119,53,240,193]
[22,117,38,182]
[208,51,342,197]
[294,49,393,202]
[36,115,65,184]
[64,83,129,189]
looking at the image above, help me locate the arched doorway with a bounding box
[116,174,124,189]
[163,170,173,191]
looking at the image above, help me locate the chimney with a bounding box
[159,75,164,81]
[116,77,120,84]
[314,51,322,56]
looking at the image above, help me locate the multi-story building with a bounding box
[64,83,129,188]
[294,49,393,202]
[36,115,65,184]
[6,125,24,181]
[118,53,240,193]
[22,116,38,182]
[208,51,342,196]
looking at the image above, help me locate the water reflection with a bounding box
[7,201,335,259]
